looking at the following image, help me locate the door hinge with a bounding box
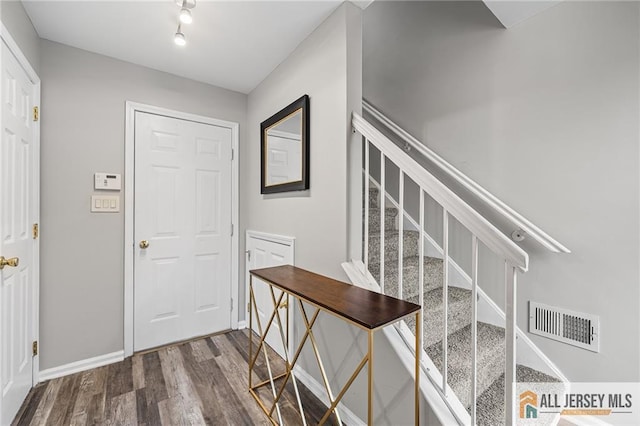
[246,250,251,262]
[33,106,39,122]
[247,302,250,312]
[231,149,234,161]
[231,224,234,237]
[32,223,39,239]
[230,298,234,310]
[32,340,38,356]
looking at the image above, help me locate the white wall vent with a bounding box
[529,301,599,352]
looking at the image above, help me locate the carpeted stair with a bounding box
[366,185,558,424]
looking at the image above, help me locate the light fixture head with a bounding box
[179,7,192,24]
[176,0,196,8]
[174,26,186,46]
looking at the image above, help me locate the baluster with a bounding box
[380,154,386,293]
[364,140,370,273]
[505,263,517,426]
[418,190,424,365]
[398,171,404,300]
[470,236,479,425]
[442,209,449,394]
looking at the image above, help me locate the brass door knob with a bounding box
[278,299,288,310]
[139,240,150,249]
[0,256,19,270]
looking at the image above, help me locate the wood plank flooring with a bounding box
[12,330,339,426]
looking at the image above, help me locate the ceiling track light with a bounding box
[175,0,196,9]
[174,24,186,46]
[180,7,192,25]
[172,0,195,46]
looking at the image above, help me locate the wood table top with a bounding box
[249,265,420,330]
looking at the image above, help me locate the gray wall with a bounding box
[1,0,40,73]
[39,40,247,369]
[364,1,639,382]
[244,5,352,284]
[245,0,355,411]
[244,4,439,423]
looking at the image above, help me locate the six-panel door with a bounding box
[1,39,36,425]
[134,112,232,351]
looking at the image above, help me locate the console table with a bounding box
[248,265,421,425]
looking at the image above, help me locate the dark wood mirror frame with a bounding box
[260,95,310,194]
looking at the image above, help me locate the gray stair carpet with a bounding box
[366,185,559,425]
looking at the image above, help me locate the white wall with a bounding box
[39,40,247,370]
[364,1,639,382]
[1,0,40,73]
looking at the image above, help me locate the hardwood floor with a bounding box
[12,330,338,425]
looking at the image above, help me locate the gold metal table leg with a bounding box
[415,310,421,426]
[249,276,253,389]
[248,273,421,426]
[248,280,286,424]
[368,330,374,425]
[299,302,343,426]
[266,287,306,423]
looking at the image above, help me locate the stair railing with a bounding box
[363,99,570,254]
[354,111,528,425]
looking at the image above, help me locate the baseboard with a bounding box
[39,350,125,382]
[237,320,247,330]
[342,260,378,291]
[292,365,365,426]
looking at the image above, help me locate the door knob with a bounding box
[278,299,288,310]
[0,256,19,270]
[139,240,150,249]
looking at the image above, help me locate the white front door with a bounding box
[246,232,294,359]
[0,39,38,425]
[134,112,232,351]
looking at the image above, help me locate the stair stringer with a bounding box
[367,177,568,383]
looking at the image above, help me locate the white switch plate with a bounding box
[91,195,120,213]
[94,172,121,191]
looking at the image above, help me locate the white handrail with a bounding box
[353,112,529,272]
[362,99,570,254]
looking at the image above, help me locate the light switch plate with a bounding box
[91,195,120,213]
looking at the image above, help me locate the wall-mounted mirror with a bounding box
[261,95,309,194]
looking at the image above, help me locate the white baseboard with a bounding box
[292,365,365,426]
[39,350,124,382]
[342,260,379,291]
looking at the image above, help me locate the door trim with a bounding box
[124,102,239,357]
[0,23,41,386]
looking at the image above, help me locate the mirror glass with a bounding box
[265,110,302,186]
[261,95,309,194]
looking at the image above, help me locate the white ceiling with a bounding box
[22,0,344,94]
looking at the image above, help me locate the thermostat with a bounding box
[94,172,121,191]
